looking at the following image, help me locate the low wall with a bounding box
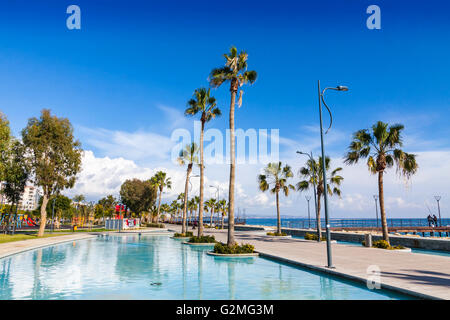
[280,227,450,252]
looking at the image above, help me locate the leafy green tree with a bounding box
[185,87,221,237]
[258,162,295,234]
[0,112,11,180]
[297,156,343,239]
[177,142,199,234]
[151,171,172,223]
[209,46,257,246]
[344,121,418,243]
[120,179,157,220]
[97,195,117,219]
[22,109,82,236]
[2,140,30,233]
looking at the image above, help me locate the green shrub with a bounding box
[304,233,326,241]
[372,240,390,249]
[146,223,165,228]
[188,235,216,243]
[213,242,255,254]
[266,232,287,236]
[173,231,193,238]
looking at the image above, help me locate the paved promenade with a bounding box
[168,224,450,300]
[0,233,96,259]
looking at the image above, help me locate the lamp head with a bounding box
[435,196,441,201]
[336,85,348,91]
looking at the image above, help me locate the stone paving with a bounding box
[168,224,450,300]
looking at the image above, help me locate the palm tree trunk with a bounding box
[210,209,214,228]
[378,170,389,243]
[38,194,48,237]
[198,121,205,237]
[316,193,322,241]
[221,213,224,229]
[227,85,237,247]
[276,191,281,234]
[156,189,162,224]
[182,166,191,234]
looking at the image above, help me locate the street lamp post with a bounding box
[296,151,319,241]
[373,195,379,228]
[305,195,311,229]
[434,196,442,227]
[318,80,348,268]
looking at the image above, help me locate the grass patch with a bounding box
[174,231,193,238]
[0,233,68,244]
[266,232,287,236]
[213,242,255,254]
[188,235,216,243]
[304,233,326,241]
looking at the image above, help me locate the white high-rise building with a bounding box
[0,183,42,211]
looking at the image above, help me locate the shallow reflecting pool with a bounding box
[0,235,412,300]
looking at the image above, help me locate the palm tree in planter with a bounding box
[258,162,295,235]
[204,198,217,228]
[177,143,199,234]
[185,88,221,237]
[297,156,343,240]
[151,171,172,223]
[344,121,418,244]
[209,46,257,246]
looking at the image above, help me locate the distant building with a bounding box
[0,183,42,211]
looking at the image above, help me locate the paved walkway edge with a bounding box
[257,251,439,300]
[0,234,96,260]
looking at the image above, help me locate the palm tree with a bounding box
[188,198,197,228]
[297,156,343,240]
[204,198,217,228]
[177,143,199,234]
[185,88,221,237]
[193,195,200,225]
[258,162,295,234]
[151,171,172,223]
[218,199,228,229]
[209,46,257,246]
[344,121,418,243]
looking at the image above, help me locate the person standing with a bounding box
[433,215,438,227]
[427,214,432,227]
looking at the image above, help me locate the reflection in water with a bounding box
[0,235,410,300]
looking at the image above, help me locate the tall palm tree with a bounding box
[258,162,295,234]
[218,199,228,229]
[204,198,217,228]
[193,195,200,225]
[176,193,185,223]
[209,46,257,246]
[297,156,343,239]
[188,198,197,228]
[151,171,172,223]
[177,143,199,234]
[344,121,418,243]
[185,88,221,237]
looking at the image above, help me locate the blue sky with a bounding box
[1,0,449,218]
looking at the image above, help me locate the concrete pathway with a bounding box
[168,224,450,300]
[0,233,96,259]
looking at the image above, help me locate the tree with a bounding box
[185,87,221,237]
[217,199,228,229]
[72,194,85,225]
[344,121,418,243]
[209,46,257,246]
[204,198,217,228]
[188,198,197,227]
[151,171,172,223]
[177,142,199,234]
[98,195,118,219]
[2,140,30,234]
[258,162,295,234]
[119,179,157,220]
[39,194,72,228]
[0,112,11,180]
[297,156,343,240]
[21,109,82,236]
